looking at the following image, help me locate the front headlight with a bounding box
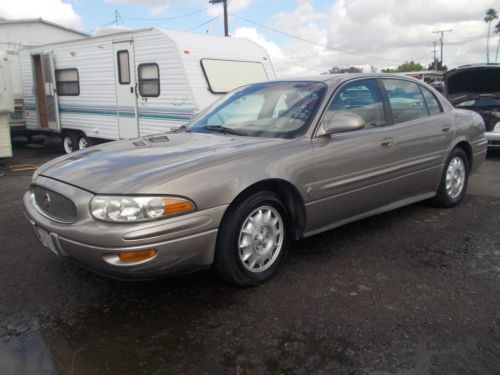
[90,196,195,222]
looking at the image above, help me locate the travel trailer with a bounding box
[0,18,87,157]
[19,28,275,153]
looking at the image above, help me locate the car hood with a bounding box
[37,132,287,194]
[445,65,500,105]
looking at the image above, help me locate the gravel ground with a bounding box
[0,140,499,374]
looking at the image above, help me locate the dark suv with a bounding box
[445,64,500,149]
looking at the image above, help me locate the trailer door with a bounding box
[113,41,139,138]
[40,53,61,131]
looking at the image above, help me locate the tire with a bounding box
[213,191,291,287]
[62,133,78,154]
[432,147,469,208]
[77,133,92,150]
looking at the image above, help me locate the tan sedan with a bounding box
[24,74,487,286]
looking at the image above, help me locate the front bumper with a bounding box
[23,176,228,279]
[485,130,500,149]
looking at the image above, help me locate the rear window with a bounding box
[382,79,428,124]
[421,87,442,115]
[200,59,268,94]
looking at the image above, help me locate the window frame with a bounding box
[419,85,443,116]
[315,77,390,136]
[380,78,432,125]
[137,63,160,98]
[55,68,80,96]
[117,50,131,85]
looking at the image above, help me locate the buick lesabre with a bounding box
[24,74,487,286]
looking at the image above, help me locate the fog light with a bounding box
[118,249,157,262]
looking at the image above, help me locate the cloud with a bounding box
[0,0,82,29]
[234,27,284,59]
[264,0,497,77]
[105,0,173,16]
[207,0,253,17]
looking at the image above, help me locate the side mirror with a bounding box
[322,112,366,135]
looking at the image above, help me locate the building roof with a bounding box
[0,18,89,37]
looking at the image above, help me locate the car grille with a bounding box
[31,185,77,223]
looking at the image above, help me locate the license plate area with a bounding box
[36,226,58,255]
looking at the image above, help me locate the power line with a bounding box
[188,15,221,31]
[85,19,118,34]
[230,13,401,63]
[119,6,211,22]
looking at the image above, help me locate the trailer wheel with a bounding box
[62,133,78,153]
[77,134,92,150]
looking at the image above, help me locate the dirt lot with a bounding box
[1,140,499,374]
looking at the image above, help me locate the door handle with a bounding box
[380,138,394,148]
[442,125,452,132]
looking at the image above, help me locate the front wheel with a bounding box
[213,191,290,287]
[432,148,469,207]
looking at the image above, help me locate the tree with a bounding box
[381,61,424,73]
[326,66,363,74]
[484,8,498,63]
[381,67,396,73]
[427,61,447,71]
[495,21,500,62]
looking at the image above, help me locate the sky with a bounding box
[0,0,499,77]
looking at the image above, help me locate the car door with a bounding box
[306,78,404,233]
[379,78,454,199]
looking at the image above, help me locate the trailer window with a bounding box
[55,68,79,96]
[200,59,268,94]
[117,50,130,84]
[138,63,160,97]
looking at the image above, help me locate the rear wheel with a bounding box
[213,191,290,287]
[433,148,469,207]
[77,133,92,150]
[62,133,78,154]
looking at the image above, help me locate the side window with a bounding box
[382,79,428,124]
[421,87,442,115]
[138,63,160,97]
[55,69,79,96]
[327,79,385,129]
[117,50,130,84]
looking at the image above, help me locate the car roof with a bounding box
[266,73,425,86]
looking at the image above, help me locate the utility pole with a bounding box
[209,0,228,37]
[432,41,438,71]
[432,29,452,70]
[114,10,119,25]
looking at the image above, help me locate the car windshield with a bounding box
[188,81,327,138]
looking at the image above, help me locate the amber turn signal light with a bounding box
[118,249,158,262]
[162,198,194,216]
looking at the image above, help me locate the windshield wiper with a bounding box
[171,124,190,133]
[202,125,248,136]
